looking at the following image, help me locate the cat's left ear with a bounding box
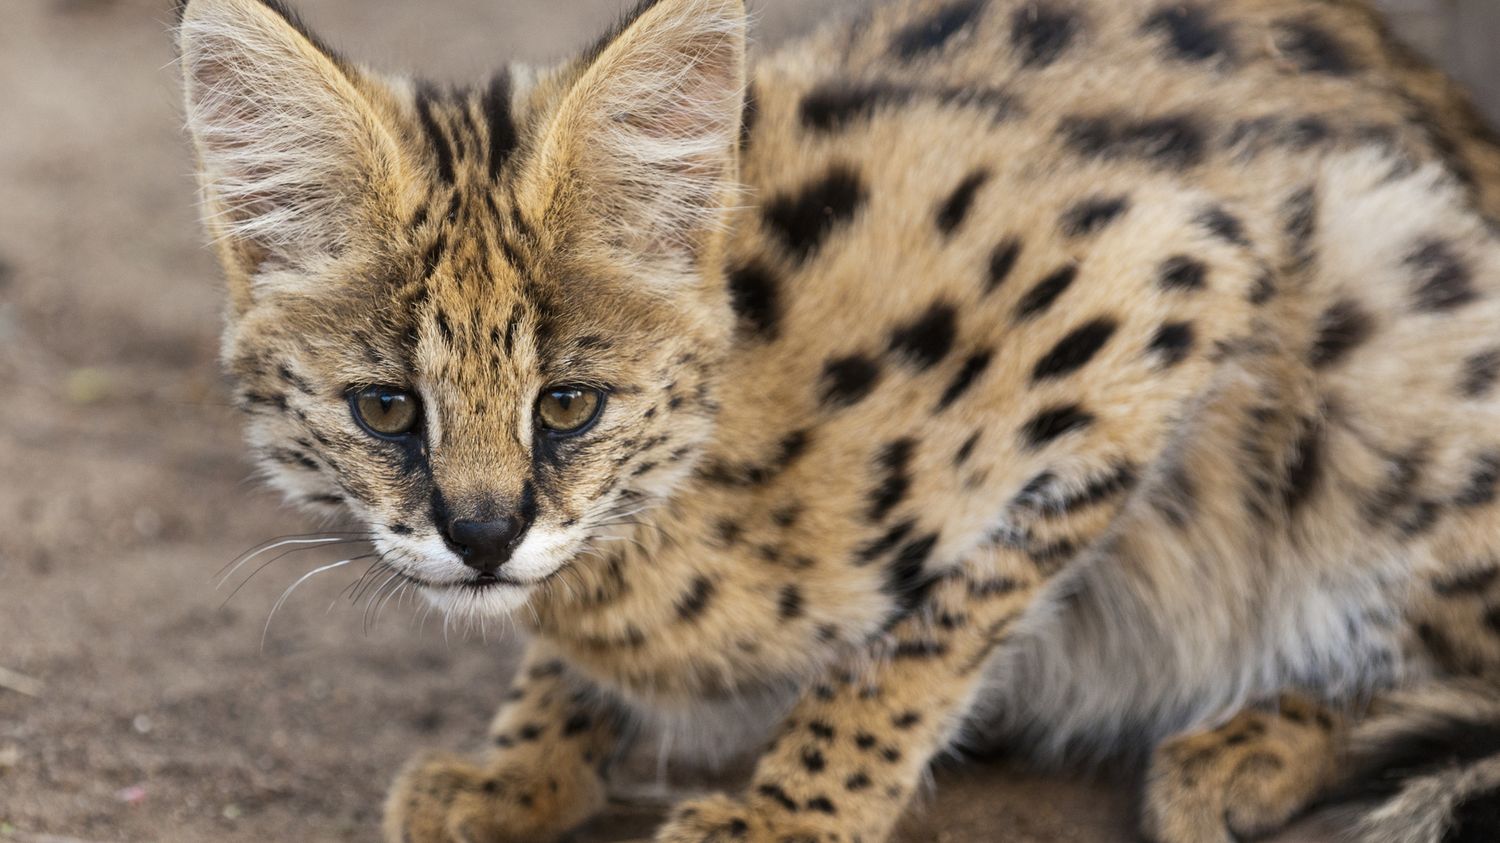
[533,0,748,282]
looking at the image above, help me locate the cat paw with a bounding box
[383,753,604,843]
[1142,697,1338,843]
[655,793,827,843]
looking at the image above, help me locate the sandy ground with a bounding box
[0,1,1489,841]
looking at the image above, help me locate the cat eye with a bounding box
[350,386,422,439]
[537,386,604,436]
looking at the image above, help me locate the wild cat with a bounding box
[176,0,1500,840]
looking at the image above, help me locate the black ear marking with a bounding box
[580,0,671,65]
[179,0,348,67]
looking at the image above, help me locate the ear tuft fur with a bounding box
[539,0,748,280]
[179,0,393,275]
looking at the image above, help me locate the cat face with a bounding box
[181,0,746,618]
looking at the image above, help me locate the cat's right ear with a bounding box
[178,0,404,311]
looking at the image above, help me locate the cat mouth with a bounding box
[395,570,531,592]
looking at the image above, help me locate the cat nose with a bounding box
[445,516,527,575]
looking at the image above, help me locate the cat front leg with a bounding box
[656,555,1044,843]
[385,643,625,843]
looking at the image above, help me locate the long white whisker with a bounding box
[260,557,361,652]
[218,535,364,587]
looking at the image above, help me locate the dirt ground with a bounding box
[0,2,1491,842]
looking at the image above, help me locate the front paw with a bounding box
[383,753,603,843]
[655,794,825,843]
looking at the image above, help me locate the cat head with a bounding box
[178,0,747,617]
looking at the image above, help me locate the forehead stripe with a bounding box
[484,69,519,181]
[414,83,456,185]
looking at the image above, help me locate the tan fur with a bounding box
[178,0,1500,840]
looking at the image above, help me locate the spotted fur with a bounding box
[177,1,1500,841]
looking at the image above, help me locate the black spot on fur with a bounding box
[801,746,827,773]
[955,431,982,466]
[1250,270,1277,305]
[1309,300,1375,368]
[856,519,917,566]
[1286,115,1334,150]
[1408,238,1477,312]
[1015,265,1078,320]
[777,584,805,620]
[845,772,872,791]
[937,170,991,236]
[727,261,781,340]
[891,0,986,60]
[1461,349,1500,398]
[1021,404,1095,449]
[1060,113,1206,169]
[938,351,994,410]
[1283,186,1317,270]
[1061,195,1130,237]
[1362,449,1425,528]
[756,783,800,812]
[562,712,593,737]
[1158,255,1208,291]
[868,439,917,522]
[674,576,716,622]
[1032,318,1117,382]
[1198,205,1248,246]
[763,167,868,265]
[1455,453,1500,508]
[798,82,1022,133]
[1143,5,1235,64]
[699,430,811,487]
[1274,19,1357,76]
[886,533,940,608]
[893,639,947,659]
[986,238,1023,294]
[1010,4,1080,68]
[805,795,837,815]
[1149,322,1195,367]
[889,303,958,370]
[1284,420,1323,512]
[1433,564,1499,596]
[1013,461,1138,515]
[821,355,882,408]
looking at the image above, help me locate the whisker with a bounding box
[216,533,370,586]
[260,554,372,652]
[346,559,393,605]
[220,539,372,606]
[363,568,405,634]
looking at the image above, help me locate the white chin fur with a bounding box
[419,582,532,620]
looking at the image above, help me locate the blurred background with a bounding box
[1,1,1496,841]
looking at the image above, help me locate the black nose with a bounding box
[446,516,527,575]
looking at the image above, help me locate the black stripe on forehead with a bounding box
[414,83,457,184]
[483,70,519,180]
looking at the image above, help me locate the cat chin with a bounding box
[417,580,532,621]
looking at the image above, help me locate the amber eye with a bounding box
[350,386,421,439]
[537,386,604,436]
